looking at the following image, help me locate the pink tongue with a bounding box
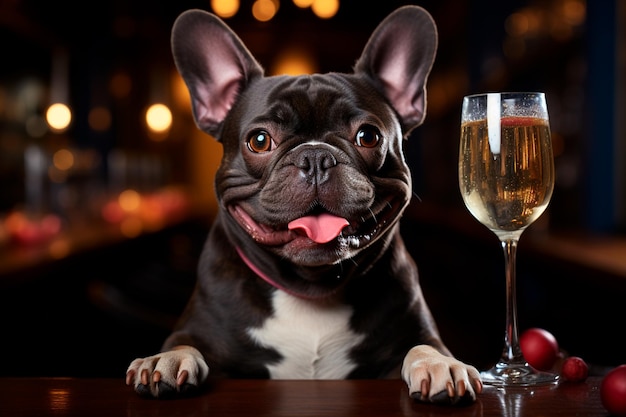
[288,213,350,244]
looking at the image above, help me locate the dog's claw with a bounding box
[177,369,189,386]
[447,381,455,398]
[140,369,150,385]
[474,378,483,394]
[409,379,430,401]
[125,370,135,386]
[421,379,429,400]
[456,380,466,397]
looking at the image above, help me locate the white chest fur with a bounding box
[247,291,364,379]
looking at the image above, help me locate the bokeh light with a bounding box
[271,48,318,75]
[53,149,74,171]
[145,103,172,133]
[46,103,72,131]
[293,0,314,8]
[118,189,141,212]
[252,0,279,21]
[311,0,339,19]
[211,0,240,18]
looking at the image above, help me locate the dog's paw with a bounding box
[401,345,482,405]
[125,345,209,398]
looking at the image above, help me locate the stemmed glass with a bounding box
[458,92,559,386]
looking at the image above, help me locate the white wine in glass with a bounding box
[459,92,558,386]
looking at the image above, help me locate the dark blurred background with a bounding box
[0,0,624,378]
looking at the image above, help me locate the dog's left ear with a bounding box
[354,6,438,134]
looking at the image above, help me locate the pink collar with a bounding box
[235,246,315,300]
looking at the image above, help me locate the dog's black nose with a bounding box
[295,147,337,185]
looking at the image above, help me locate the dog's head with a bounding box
[172,6,437,295]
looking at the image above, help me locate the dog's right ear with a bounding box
[171,10,264,139]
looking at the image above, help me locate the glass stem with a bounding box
[501,237,525,364]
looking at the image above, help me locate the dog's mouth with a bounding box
[228,198,402,250]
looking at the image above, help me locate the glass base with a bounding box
[481,361,560,387]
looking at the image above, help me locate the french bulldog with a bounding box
[126,5,482,405]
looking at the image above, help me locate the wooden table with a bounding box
[0,377,607,416]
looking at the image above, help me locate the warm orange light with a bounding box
[46,103,72,131]
[53,149,74,171]
[118,189,141,212]
[49,239,70,259]
[211,0,240,18]
[311,0,339,19]
[271,49,318,75]
[145,103,172,133]
[562,0,585,26]
[172,72,191,111]
[293,0,314,8]
[48,388,70,411]
[252,0,279,21]
[120,217,143,238]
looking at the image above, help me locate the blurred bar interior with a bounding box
[0,0,624,377]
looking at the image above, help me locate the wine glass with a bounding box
[458,92,558,386]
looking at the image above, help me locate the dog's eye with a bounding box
[355,127,380,148]
[247,131,273,153]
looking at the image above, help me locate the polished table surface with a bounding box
[0,377,606,416]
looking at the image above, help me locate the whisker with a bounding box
[411,192,422,203]
[369,207,377,223]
